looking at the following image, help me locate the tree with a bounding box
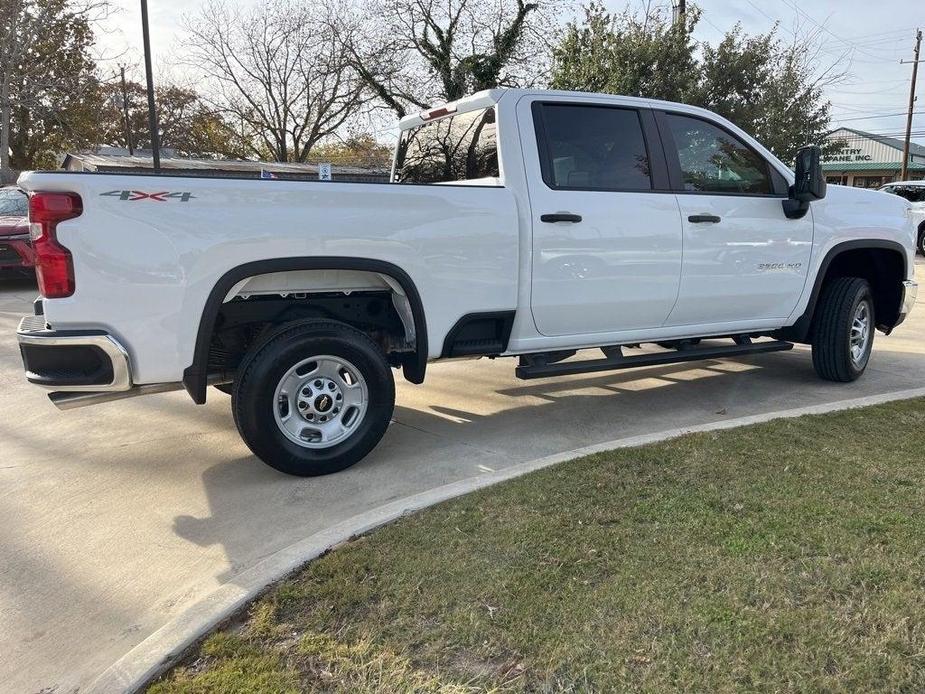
[550,4,841,161]
[183,0,365,163]
[344,0,554,118]
[100,79,243,158]
[693,24,834,160]
[0,0,103,180]
[550,3,699,102]
[309,134,393,169]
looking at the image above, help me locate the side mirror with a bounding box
[783,145,826,219]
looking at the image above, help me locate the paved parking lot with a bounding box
[1,263,924,693]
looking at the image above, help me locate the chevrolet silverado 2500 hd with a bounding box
[15,89,919,476]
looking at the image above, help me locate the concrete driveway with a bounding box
[2,263,924,693]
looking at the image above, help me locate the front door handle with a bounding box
[541,212,583,223]
[688,214,721,223]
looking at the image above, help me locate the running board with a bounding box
[515,340,794,380]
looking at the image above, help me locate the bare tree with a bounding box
[183,0,365,163]
[343,0,557,118]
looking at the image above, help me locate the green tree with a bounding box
[693,24,832,160]
[0,0,103,180]
[309,135,393,169]
[550,4,837,161]
[101,80,244,158]
[550,3,699,102]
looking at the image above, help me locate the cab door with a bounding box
[656,111,813,326]
[521,98,683,337]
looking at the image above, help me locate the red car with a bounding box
[0,186,33,274]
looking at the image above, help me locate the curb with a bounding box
[87,386,925,693]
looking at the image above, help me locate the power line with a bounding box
[834,111,925,122]
[776,0,883,60]
[829,86,910,96]
[831,103,910,113]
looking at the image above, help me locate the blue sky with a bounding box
[94,0,923,143]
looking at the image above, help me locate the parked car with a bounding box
[0,186,33,274]
[15,89,919,476]
[878,181,925,255]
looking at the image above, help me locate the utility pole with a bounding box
[900,29,922,182]
[140,0,161,172]
[672,0,686,25]
[119,66,135,156]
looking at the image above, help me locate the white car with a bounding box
[879,180,925,255]
[15,89,919,476]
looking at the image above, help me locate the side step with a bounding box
[515,340,793,380]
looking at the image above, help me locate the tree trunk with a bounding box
[1,74,11,183]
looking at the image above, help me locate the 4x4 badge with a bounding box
[100,190,195,202]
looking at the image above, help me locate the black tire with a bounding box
[233,320,395,476]
[214,383,234,395]
[811,277,875,382]
[918,228,925,256]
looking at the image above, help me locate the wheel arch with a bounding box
[779,240,908,343]
[182,257,428,404]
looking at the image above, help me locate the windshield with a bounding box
[0,188,26,217]
[393,107,499,184]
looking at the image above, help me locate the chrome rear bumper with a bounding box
[17,316,133,391]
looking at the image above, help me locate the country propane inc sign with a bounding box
[823,129,906,166]
[823,147,873,163]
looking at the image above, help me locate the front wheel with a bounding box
[233,320,395,476]
[811,277,875,382]
[918,228,925,257]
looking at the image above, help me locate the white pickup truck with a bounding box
[16,89,919,476]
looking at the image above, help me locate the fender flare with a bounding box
[182,257,428,403]
[781,239,908,342]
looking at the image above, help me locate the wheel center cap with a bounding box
[314,394,333,412]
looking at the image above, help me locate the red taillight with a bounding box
[28,192,82,298]
[419,105,457,121]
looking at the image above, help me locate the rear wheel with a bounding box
[233,320,395,476]
[811,277,874,382]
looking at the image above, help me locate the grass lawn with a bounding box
[150,398,925,693]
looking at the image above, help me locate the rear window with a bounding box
[393,107,499,184]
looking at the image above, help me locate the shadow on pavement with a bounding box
[170,346,924,586]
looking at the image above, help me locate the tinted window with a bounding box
[665,114,772,194]
[883,185,925,203]
[394,107,499,184]
[537,104,651,191]
[0,188,27,216]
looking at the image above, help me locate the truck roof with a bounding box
[397,88,736,131]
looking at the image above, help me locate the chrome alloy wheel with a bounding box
[849,301,872,368]
[273,355,368,449]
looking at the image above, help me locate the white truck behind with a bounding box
[16,89,919,475]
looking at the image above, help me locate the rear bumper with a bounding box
[17,315,132,391]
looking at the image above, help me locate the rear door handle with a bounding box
[541,212,582,223]
[688,214,721,223]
